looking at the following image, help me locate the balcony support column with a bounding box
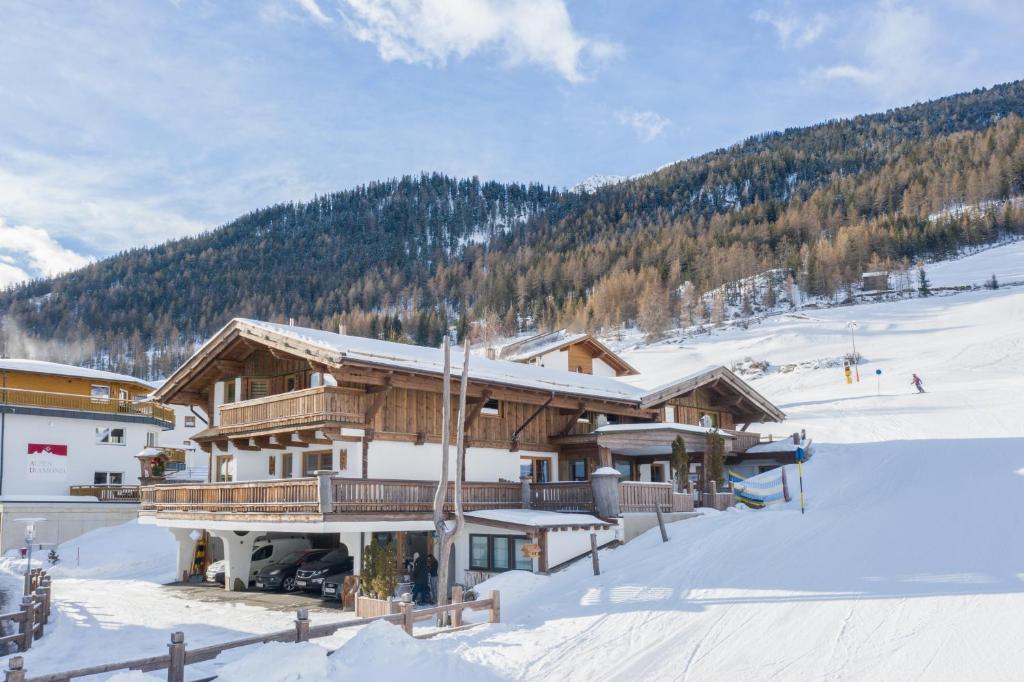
[209,530,257,591]
[167,527,200,583]
[316,470,338,514]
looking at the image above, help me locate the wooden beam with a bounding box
[363,379,393,431]
[510,394,553,452]
[463,390,493,433]
[229,437,261,451]
[253,436,286,450]
[295,429,333,445]
[555,403,587,437]
[214,359,244,375]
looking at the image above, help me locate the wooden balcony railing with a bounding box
[142,479,321,515]
[69,485,141,502]
[0,387,174,425]
[618,481,694,513]
[218,386,363,432]
[331,479,522,514]
[724,429,765,453]
[529,481,594,512]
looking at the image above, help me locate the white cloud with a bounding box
[0,220,93,288]
[811,1,981,102]
[616,110,671,142]
[338,0,620,82]
[752,9,828,48]
[294,0,333,24]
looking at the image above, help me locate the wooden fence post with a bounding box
[655,504,669,543]
[451,585,464,627]
[781,466,791,502]
[488,590,501,624]
[4,657,25,682]
[294,608,310,642]
[590,533,600,576]
[19,597,33,652]
[401,601,414,636]
[167,631,186,682]
[36,588,49,626]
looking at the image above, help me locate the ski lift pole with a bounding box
[795,446,807,515]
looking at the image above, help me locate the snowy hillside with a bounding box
[6,243,1023,681]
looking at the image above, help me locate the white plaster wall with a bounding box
[535,349,569,371]
[366,441,528,482]
[591,357,617,377]
[1,413,161,496]
[546,527,617,568]
[0,501,138,553]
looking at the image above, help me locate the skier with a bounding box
[911,373,925,394]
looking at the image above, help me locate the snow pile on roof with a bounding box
[745,438,811,454]
[593,466,622,476]
[594,422,736,438]
[467,509,611,528]
[0,358,153,387]
[241,319,646,402]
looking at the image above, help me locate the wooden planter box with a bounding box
[355,595,400,618]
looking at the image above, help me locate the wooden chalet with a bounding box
[141,319,789,590]
[496,330,638,377]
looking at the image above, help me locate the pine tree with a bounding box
[670,435,689,492]
[704,431,726,490]
[986,273,999,289]
[917,263,932,297]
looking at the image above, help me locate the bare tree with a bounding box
[432,337,470,624]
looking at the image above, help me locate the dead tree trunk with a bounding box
[432,338,471,625]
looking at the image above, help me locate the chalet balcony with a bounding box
[215,385,363,435]
[0,387,174,428]
[69,484,142,503]
[138,476,696,523]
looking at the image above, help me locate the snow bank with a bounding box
[470,569,550,621]
[216,642,329,682]
[0,520,176,582]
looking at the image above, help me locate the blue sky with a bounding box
[1,0,1023,286]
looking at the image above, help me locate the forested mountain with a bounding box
[3,80,1024,379]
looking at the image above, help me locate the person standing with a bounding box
[426,553,439,604]
[911,373,926,393]
[411,552,429,605]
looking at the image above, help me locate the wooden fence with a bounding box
[529,482,594,512]
[68,485,140,503]
[4,590,500,682]
[332,479,522,514]
[0,570,52,655]
[0,388,174,425]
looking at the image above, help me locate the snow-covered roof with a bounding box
[497,330,591,361]
[861,271,889,277]
[156,318,784,422]
[236,319,645,402]
[0,358,153,387]
[465,509,612,529]
[745,438,811,454]
[594,422,737,439]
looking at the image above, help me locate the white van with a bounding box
[205,535,312,586]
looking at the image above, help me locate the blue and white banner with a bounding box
[729,469,787,508]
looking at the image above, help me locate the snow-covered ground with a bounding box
[5,242,1023,680]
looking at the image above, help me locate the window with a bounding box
[651,463,665,482]
[96,427,126,445]
[93,472,123,485]
[614,460,633,481]
[146,432,158,447]
[184,416,196,428]
[699,412,718,427]
[285,374,300,392]
[469,534,534,572]
[90,385,111,402]
[480,398,501,417]
[216,455,234,482]
[520,457,551,483]
[268,456,276,476]
[223,381,236,404]
[282,453,293,479]
[303,451,333,476]
[571,459,587,481]
[118,388,129,401]
[664,406,676,423]
[251,545,273,561]
[248,379,269,400]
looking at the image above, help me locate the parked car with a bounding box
[294,549,354,592]
[254,549,330,592]
[205,535,312,587]
[320,572,351,603]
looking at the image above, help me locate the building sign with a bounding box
[27,443,69,480]
[520,543,541,558]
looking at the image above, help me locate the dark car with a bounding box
[320,572,351,603]
[294,549,354,592]
[254,549,330,592]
